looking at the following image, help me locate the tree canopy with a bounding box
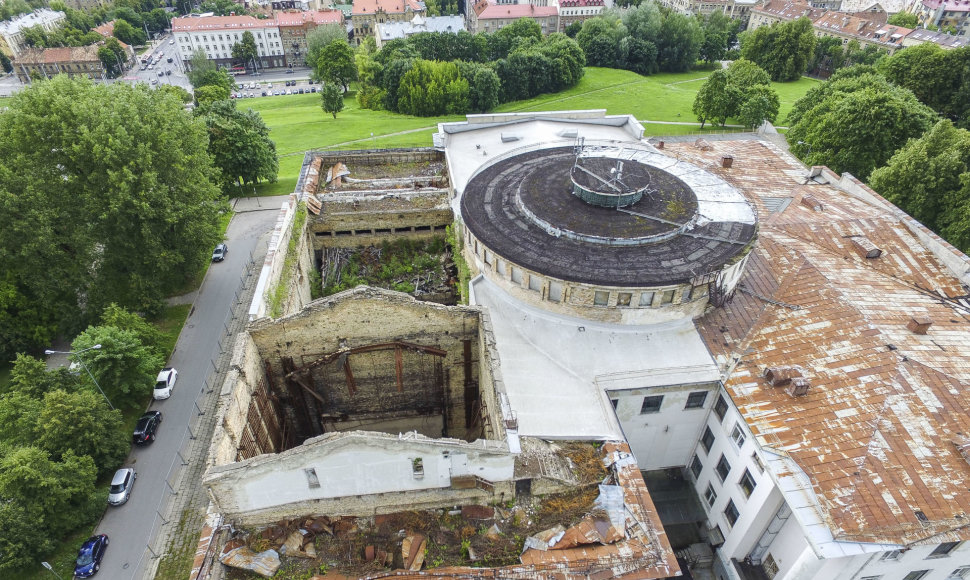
[869,120,970,253]
[879,44,970,129]
[741,17,816,81]
[786,67,937,180]
[231,30,259,70]
[0,76,223,359]
[200,100,279,194]
[321,82,345,118]
[314,40,358,92]
[692,60,779,129]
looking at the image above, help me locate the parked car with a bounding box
[285,68,294,73]
[261,91,267,97]
[167,57,173,63]
[212,242,228,262]
[74,535,108,578]
[107,468,136,506]
[165,69,171,76]
[153,367,178,400]
[298,88,304,94]
[311,86,317,93]
[133,410,162,444]
[157,70,164,77]
[169,38,175,44]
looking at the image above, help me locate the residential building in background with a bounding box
[172,14,287,70]
[466,0,559,34]
[917,0,970,36]
[556,0,609,32]
[902,25,969,46]
[277,10,344,68]
[351,0,425,44]
[12,42,133,83]
[658,0,757,21]
[374,13,464,48]
[0,9,66,58]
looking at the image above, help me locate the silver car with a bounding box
[108,468,136,506]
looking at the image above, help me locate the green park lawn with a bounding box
[244,68,819,196]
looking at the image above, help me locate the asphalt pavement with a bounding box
[92,197,290,580]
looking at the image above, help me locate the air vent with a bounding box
[800,195,823,212]
[907,315,933,335]
[764,366,802,387]
[849,236,882,259]
[721,155,734,169]
[559,129,579,138]
[500,133,520,143]
[786,377,810,397]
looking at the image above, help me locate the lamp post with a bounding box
[41,561,64,580]
[44,344,114,410]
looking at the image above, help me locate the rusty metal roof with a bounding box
[680,138,970,547]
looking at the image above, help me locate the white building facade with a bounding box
[0,9,66,58]
[171,15,287,70]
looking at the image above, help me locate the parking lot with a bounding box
[231,78,318,99]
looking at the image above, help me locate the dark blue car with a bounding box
[74,534,108,577]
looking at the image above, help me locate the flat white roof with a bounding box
[471,276,720,440]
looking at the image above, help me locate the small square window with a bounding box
[685,391,708,409]
[949,567,970,579]
[617,292,632,306]
[701,426,715,453]
[704,484,717,507]
[716,455,731,482]
[661,289,675,304]
[752,452,765,473]
[724,499,739,527]
[640,395,663,414]
[731,424,746,448]
[859,576,882,580]
[528,276,542,292]
[483,250,492,265]
[881,550,902,561]
[903,572,930,580]
[929,542,961,558]
[690,455,702,478]
[714,395,728,421]
[496,259,506,276]
[594,290,609,306]
[511,267,523,284]
[739,469,756,498]
[304,467,320,488]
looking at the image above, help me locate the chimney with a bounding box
[800,195,823,211]
[849,236,882,259]
[765,366,801,387]
[656,140,664,149]
[786,376,811,397]
[907,315,933,335]
[721,154,734,169]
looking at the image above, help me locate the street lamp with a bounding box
[44,344,114,410]
[41,561,64,580]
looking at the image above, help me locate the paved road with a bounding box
[94,200,286,580]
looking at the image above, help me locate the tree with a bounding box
[112,18,146,46]
[314,40,357,92]
[306,23,347,67]
[577,17,623,68]
[725,58,770,90]
[100,303,165,358]
[321,82,344,118]
[0,77,223,358]
[71,325,162,408]
[187,48,216,86]
[656,12,703,72]
[888,11,918,27]
[741,17,816,81]
[201,100,279,193]
[98,37,128,77]
[0,501,57,573]
[3,354,73,399]
[699,10,736,65]
[35,389,128,476]
[692,69,738,127]
[737,84,780,129]
[194,83,230,106]
[231,30,259,70]
[869,120,970,252]
[786,71,936,180]
[469,66,500,112]
[0,51,11,74]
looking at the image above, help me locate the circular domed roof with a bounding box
[460,144,757,287]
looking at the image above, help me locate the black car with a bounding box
[132,410,162,444]
[212,243,228,262]
[74,535,108,578]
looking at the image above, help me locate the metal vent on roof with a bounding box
[500,133,520,143]
[559,129,579,138]
[907,315,933,335]
[800,195,823,212]
[786,377,810,397]
[849,236,882,259]
[762,197,793,214]
[764,366,802,388]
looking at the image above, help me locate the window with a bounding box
[949,566,970,579]
[511,267,523,284]
[617,292,632,306]
[902,572,929,580]
[752,452,765,473]
[610,398,618,409]
[685,391,708,409]
[724,500,739,527]
[731,423,746,448]
[704,484,717,507]
[881,550,902,561]
[528,276,542,292]
[594,290,609,306]
[739,469,756,498]
[548,280,562,302]
[701,426,715,453]
[483,250,492,265]
[640,395,663,414]
[929,542,962,558]
[859,576,882,580]
[714,395,728,421]
[661,289,675,304]
[763,554,779,578]
[304,467,320,488]
[716,455,731,482]
[690,455,702,478]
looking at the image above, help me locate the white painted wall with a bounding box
[802,543,970,580]
[205,432,514,514]
[608,383,717,470]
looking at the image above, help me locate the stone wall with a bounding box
[249,194,300,320]
[208,332,268,467]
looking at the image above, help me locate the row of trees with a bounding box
[692,59,780,129]
[0,76,225,360]
[0,304,164,572]
[18,1,169,51]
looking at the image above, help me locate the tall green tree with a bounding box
[35,389,128,476]
[306,24,349,67]
[231,30,259,70]
[656,12,702,72]
[71,325,162,408]
[738,84,780,129]
[786,69,936,180]
[692,69,738,128]
[0,51,12,74]
[888,11,918,27]
[0,77,223,358]
[741,17,816,81]
[869,120,970,252]
[314,40,357,92]
[113,18,146,46]
[200,100,279,194]
[320,82,344,118]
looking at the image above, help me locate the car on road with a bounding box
[167,57,173,63]
[157,70,164,76]
[151,78,158,85]
[153,367,178,400]
[107,468,136,506]
[133,410,162,444]
[261,91,267,96]
[74,535,108,578]
[169,38,175,44]
[166,70,171,75]
[285,68,294,73]
[212,242,228,262]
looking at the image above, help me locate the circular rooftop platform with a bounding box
[460,145,757,287]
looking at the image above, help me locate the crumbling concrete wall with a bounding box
[208,332,268,467]
[310,198,453,251]
[249,194,301,320]
[203,431,515,525]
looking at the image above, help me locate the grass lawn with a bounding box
[246,68,817,197]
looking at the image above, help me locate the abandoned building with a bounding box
[195,111,970,580]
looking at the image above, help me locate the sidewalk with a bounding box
[231,194,292,213]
